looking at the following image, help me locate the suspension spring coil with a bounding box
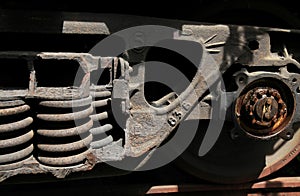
[0,99,34,170]
[36,96,93,166]
[90,86,113,149]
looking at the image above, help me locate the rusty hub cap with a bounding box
[235,79,295,138]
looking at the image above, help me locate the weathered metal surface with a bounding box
[0,90,28,99]
[90,136,113,149]
[0,104,30,116]
[37,105,93,121]
[124,40,219,157]
[38,149,92,166]
[92,98,110,108]
[93,139,125,162]
[0,52,98,99]
[38,134,93,152]
[0,144,33,164]
[181,25,300,71]
[39,96,92,108]
[0,130,34,148]
[0,156,34,171]
[90,111,108,121]
[37,119,93,137]
[151,92,176,107]
[89,85,115,150]
[0,100,25,107]
[36,95,94,168]
[0,117,33,133]
[0,156,94,181]
[38,52,99,73]
[34,87,86,100]
[90,124,113,135]
[90,91,111,98]
[62,21,110,35]
[0,14,300,185]
[0,101,34,171]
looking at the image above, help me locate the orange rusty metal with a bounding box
[146,177,300,194]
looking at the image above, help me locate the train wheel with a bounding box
[178,73,299,184]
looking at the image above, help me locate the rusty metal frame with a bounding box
[146,177,300,194]
[0,12,300,184]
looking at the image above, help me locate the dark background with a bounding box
[1,0,300,29]
[1,1,300,195]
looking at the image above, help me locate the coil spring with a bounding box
[36,96,93,166]
[0,99,34,170]
[90,87,113,149]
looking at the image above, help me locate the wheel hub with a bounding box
[235,79,294,139]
